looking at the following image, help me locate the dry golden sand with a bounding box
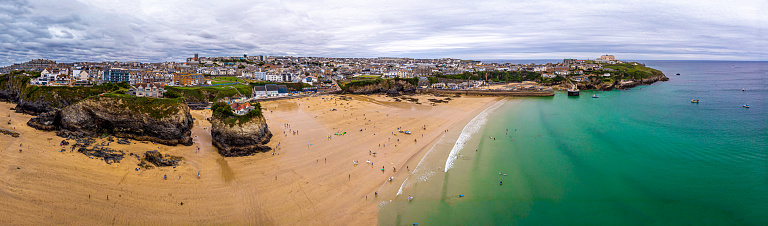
[0,94,499,225]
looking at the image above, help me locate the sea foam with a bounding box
[396,100,505,196]
[444,100,505,172]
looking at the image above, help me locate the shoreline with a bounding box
[0,93,499,224]
[379,97,505,199]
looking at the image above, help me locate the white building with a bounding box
[265,73,283,82]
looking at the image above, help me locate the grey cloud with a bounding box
[0,0,766,66]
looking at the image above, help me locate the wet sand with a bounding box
[0,94,499,224]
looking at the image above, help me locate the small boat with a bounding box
[743,104,749,108]
[742,89,746,91]
[691,99,699,103]
[675,73,681,75]
[592,95,599,98]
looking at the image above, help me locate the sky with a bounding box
[1,0,766,65]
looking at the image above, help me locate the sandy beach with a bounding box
[0,94,499,224]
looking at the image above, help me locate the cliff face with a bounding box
[27,110,61,131]
[0,74,29,103]
[16,95,74,115]
[211,115,272,157]
[0,74,56,114]
[344,79,416,95]
[577,74,669,91]
[30,96,194,146]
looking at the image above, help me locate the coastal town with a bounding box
[0,54,668,104]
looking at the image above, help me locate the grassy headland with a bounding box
[211,101,263,126]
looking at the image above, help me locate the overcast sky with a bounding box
[1,0,766,65]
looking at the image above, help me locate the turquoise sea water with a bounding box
[379,61,767,225]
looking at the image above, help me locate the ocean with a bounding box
[379,61,767,225]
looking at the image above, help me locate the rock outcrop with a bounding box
[211,115,272,157]
[144,150,181,167]
[29,96,194,146]
[27,110,61,131]
[577,74,668,91]
[16,98,71,115]
[343,79,417,95]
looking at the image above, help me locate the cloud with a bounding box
[0,0,766,66]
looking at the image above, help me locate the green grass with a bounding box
[603,63,664,80]
[6,70,41,78]
[21,82,129,108]
[340,77,418,91]
[212,76,245,83]
[94,94,184,119]
[354,75,381,79]
[166,84,252,102]
[211,101,263,126]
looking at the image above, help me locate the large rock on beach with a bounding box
[48,96,193,145]
[211,114,272,157]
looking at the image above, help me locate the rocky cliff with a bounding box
[211,116,272,157]
[343,79,417,95]
[577,74,669,91]
[1,74,128,115]
[0,74,28,103]
[29,95,194,146]
[210,102,272,157]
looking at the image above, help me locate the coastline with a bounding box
[0,93,500,224]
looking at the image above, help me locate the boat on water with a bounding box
[592,95,599,98]
[675,73,681,75]
[691,99,699,103]
[567,89,580,96]
[743,104,750,108]
[742,89,746,91]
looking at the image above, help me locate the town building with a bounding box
[229,102,254,115]
[265,84,279,96]
[103,68,130,83]
[599,55,615,61]
[265,73,283,82]
[173,72,204,86]
[135,83,165,98]
[253,85,267,98]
